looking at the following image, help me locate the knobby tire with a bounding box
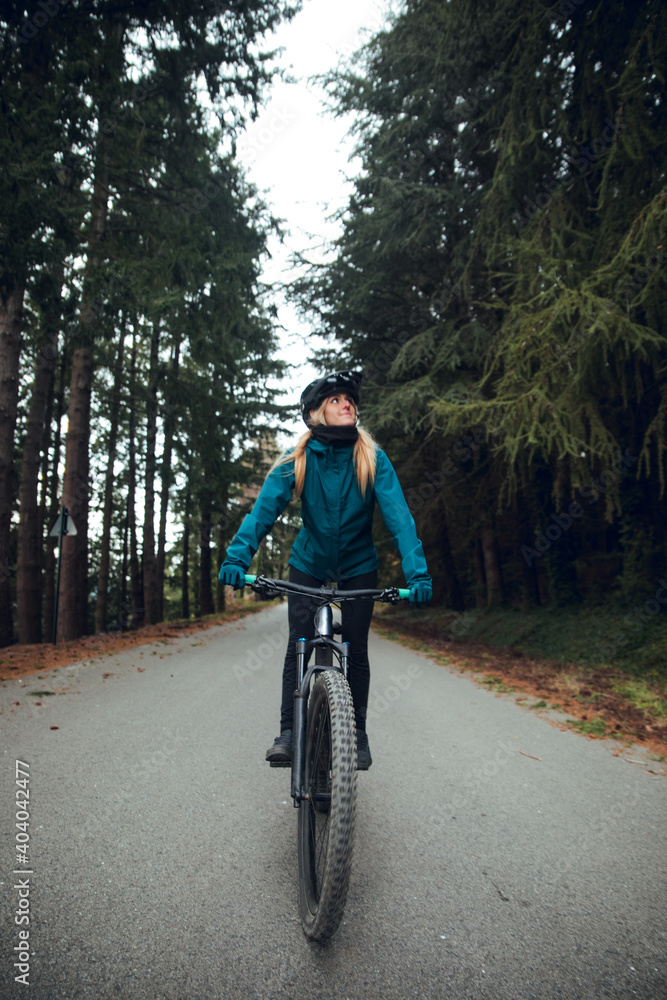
[298,669,357,941]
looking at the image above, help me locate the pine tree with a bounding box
[3,0,301,644]
[298,0,667,606]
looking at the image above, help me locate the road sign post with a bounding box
[50,506,77,644]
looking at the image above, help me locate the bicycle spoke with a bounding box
[315,813,330,891]
[308,699,332,899]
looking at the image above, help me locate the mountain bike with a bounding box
[244,573,409,942]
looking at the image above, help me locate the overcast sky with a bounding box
[235,0,395,429]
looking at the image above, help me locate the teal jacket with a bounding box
[222,439,430,585]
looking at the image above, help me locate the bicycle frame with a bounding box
[245,574,409,806]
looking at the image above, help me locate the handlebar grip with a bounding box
[244,573,256,585]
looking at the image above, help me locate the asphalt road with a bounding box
[1,603,665,1000]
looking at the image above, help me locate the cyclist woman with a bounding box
[219,370,432,769]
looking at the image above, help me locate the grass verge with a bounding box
[372,601,667,759]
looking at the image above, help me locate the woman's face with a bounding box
[319,393,357,426]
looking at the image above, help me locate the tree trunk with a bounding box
[57,9,130,640]
[216,511,227,613]
[216,439,232,613]
[439,513,464,611]
[57,133,109,641]
[155,339,180,622]
[472,538,486,608]
[481,525,504,606]
[58,341,94,640]
[517,499,541,606]
[182,476,191,620]
[119,501,129,630]
[193,548,201,619]
[0,281,25,646]
[129,506,143,628]
[127,327,143,627]
[43,337,68,641]
[94,323,125,632]
[199,501,214,617]
[37,341,57,639]
[142,323,160,625]
[16,333,58,644]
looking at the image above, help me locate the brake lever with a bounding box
[378,587,399,604]
[379,587,411,604]
[246,574,279,599]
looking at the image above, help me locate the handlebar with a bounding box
[244,574,410,604]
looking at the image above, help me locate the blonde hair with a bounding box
[271,398,377,499]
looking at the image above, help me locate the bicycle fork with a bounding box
[291,637,309,807]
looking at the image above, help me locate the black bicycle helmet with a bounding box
[300,370,362,424]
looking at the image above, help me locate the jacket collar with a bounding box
[307,437,354,455]
[307,438,329,454]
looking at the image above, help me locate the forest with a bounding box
[1,0,666,655]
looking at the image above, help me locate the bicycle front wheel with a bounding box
[298,669,357,941]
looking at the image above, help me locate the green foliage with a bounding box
[295,0,667,611]
[568,717,608,737]
[610,678,667,721]
[3,0,301,638]
[377,597,667,682]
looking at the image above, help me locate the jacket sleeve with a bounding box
[373,449,431,587]
[221,459,295,572]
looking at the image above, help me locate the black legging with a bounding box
[280,565,378,733]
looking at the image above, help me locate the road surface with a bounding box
[1,603,665,999]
